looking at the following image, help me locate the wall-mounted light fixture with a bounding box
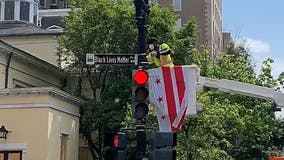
[0,125,11,139]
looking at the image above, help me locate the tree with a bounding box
[59,0,177,159]
[257,58,277,88]
[175,41,284,160]
[60,0,284,159]
[172,17,199,66]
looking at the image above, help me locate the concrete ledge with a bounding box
[0,143,27,152]
[0,87,85,106]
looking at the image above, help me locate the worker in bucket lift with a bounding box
[146,38,174,67]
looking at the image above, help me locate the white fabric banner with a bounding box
[149,66,197,132]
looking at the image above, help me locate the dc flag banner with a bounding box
[149,66,198,132]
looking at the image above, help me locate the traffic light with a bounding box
[132,69,149,120]
[150,131,177,160]
[113,132,128,160]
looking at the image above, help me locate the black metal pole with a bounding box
[134,0,149,64]
[134,0,150,159]
[136,122,147,160]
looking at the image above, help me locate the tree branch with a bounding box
[87,67,97,103]
[101,68,109,95]
[83,131,100,159]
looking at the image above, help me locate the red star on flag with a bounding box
[157,96,163,103]
[161,115,166,120]
[155,78,161,85]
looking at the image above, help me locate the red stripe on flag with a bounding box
[176,105,188,130]
[162,67,177,131]
[173,66,186,132]
[174,66,185,107]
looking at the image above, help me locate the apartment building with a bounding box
[159,0,224,57]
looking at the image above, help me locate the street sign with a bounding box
[86,54,137,65]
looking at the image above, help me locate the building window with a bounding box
[20,1,30,21]
[4,1,15,20]
[57,0,68,8]
[39,0,45,8]
[0,3,2,20]
[2,0,38,24]
[0,151,22,160]
[60,134,68,160]
[173,0,182,11]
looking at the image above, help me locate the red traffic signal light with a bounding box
[113,132,127,160]
[133,69,149,85]
[113,132,127,149]
[113,135,119,148]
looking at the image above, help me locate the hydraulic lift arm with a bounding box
[197,76,284,109]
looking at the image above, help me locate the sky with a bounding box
[223,0,284,77]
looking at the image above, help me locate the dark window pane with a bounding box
[40,0,45,8]
[20,1,30,21]
[57,0,65,9]
[4,1,15,20]
[33,4,38,24]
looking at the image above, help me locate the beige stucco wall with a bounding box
[8,56,62,88]
[0,49,63,89]
[1,35,59,66]
[0,89,80,160]
[0,45,63,89]
[47,109,79,160]
[0,108,49,160]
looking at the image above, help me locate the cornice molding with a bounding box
[0,143,27,152]
[0,87,85,106]
[39,8,71,18]
[0,103,80,117]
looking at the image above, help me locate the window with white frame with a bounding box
[172,0,182,11]
[0,0,38,25]
[20,1,30,21]
[4,1,14,20]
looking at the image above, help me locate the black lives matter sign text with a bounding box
[86,54,137,65]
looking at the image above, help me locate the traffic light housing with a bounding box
[132,69,149,120]
[150,131,177,160]
[113,132,128,160]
